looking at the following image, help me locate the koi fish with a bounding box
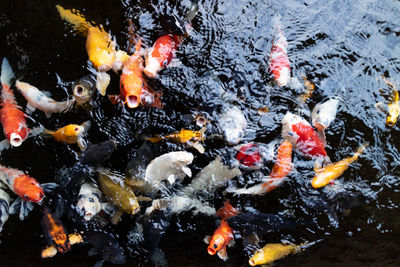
[15,80,74,118]
[56,5,128,72]
[234,142,275,170]
[76,182,102,221]
[97,169,140,224]
[145,151,193,186]
[311,98,339,143]
[0,188,11,232]
[218,106,247,145]
[43,121,90,151]
[146,195,215,216]
[40,208,70,255]
[183,156,241,196]
[312,142,368,189]
[297,76,316,104]
[227,140,292,195]
[0,164,44,203]
[204,219,235,261]
[143,34,180,78]
[375,76,400,127]
[216,200,239,220]
[0,58,29,147]
[72,75,96,106]
[281,112,329,165]
[249,242,305,266]
[269,21,290,87]
[146,127,206,153]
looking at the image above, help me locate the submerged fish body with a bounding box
[228,140,292,195]
[0,188,11,232]
[281,112,328,160]
[218,106,247,145]
[145,151,194,186]
[147,195,216,216]
[144,34,180,78]
[0,164,44,203]
[41,208,70,254]
[72,75,96,106]
[0,58,29,147]
[269,29,290,87]
[97,169,140,216]
[15,80,73,117]
[183,156,241,196]
[312,143,367,188]
[160,14,187,36]
[77,182,102,221]
[249,242,302,266]
[87,231,126,265]
[80,140,116,167]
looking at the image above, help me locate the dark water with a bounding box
[0,0,400,266]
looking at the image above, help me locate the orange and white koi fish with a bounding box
[0,58,29,147]
[375,76,400,127]
[312,142,368,188]
[43,121,90,151]
[204,201,238,261]
[0,164,44,203]
[40,207,83,258]
[227,140,292,195]
[143,34,181,78]
[56,5,128,72]
[110,39,162,109]
[15,80,74,118]
[269,18,290,87]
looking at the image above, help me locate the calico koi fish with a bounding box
[227,140,292,195]
[56,5,128,72]
[282,112,329,165]
[312,142,368,188]
[0,164,44,203]
[43,121,90,151]
[40,208,83,258]
[0,58,29,147]
[15,80,74,118]
[269,27,290,87]
[311,98,339,144]
[249,242,305,266]
[375,76,400,127]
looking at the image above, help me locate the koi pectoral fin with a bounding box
[0,139,10,153]
[217,247,228,261]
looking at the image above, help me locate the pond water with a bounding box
[0,0,399,266]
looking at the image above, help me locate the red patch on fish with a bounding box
[291,122,327,158]
[235,143,262,169]
[268,32,290,86]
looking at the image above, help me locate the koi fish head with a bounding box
[387,103,400,126]
[249,249,266,266]
[13,175,44,203]
[8,131,27,147]
[64,124,83,137]
[311,99,339,130]
[72,75,96,105]
[120,72,142,109]
[207,232,226,255]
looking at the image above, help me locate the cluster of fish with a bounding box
[0,4,397,267]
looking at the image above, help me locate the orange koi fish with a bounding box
[375,76,400,127]
[56,5,128,72]
[0,58,29,147]
[204,201,238,261]
[0,164,44,203]
[227,140,292,195]
[312,142,368,188]
[43,121,90,151]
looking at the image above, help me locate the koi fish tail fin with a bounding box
[185,2,199,22]
[56,5,90,36]
[127,19,142,53]
[9,198,34,221]
[42,129,55,136]
[1,58,14,88]
[271,13,283,32]
[356,142,369,156]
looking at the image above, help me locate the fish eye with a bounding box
[213,244,218,249]
[88,197,94,203]
[317,110,320,114]
[24,195,30,200]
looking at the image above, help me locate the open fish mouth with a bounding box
[126,95,139,108]
[10,133,23,147]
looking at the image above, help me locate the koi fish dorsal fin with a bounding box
[56,5,91,36]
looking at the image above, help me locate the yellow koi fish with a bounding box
[249,242,305,266]
[43,121,90,151]
[146,128,206,153]
[297,76,316,104]
[375,76,400,126]
[312,142,368,188]
[56,5,128,73]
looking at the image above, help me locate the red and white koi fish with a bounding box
[227,140,292,195]
[143,34,181,78]
[0,58,29,147]
[269,26,290,87]
[0,164,44,203]
[282,112,330,166]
